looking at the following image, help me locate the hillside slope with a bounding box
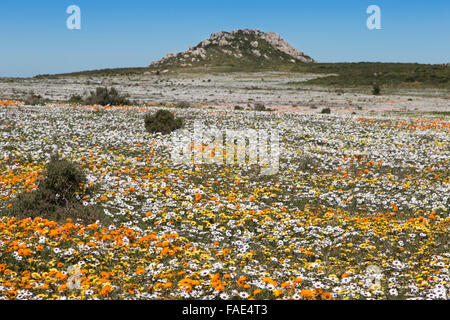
[149,29,315,72]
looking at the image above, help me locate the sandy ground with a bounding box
[1,72,449,113]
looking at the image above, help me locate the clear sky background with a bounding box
[0,0,449,77]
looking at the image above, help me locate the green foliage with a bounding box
[372,83,381,95]
[3,155,105,224]
[175,101,191,109]
[68,94,84,103]
[299,62,450,89]
[32,48,449,91]
[254,103,267,111]
[321,107,331,114]
[84,87,131,106]
[34,67,149,79]
[254,103,274,112]
[24,92,46,106]
[42,155,87,204]
[144,110,184,135]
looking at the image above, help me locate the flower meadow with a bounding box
[0,101,448,300]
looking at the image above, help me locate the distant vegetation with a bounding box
[144,110,184,135]
[174,101,191,109]
[32,62,449,92]
[20,87,131,106]
[372,83,381,95]
[68,94,84,103]
[295,62,450,90]
[34,67,149,79]
[254,103,268,111]
[24,91,47,106]
[84,87,131,106]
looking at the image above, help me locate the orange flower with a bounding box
[262,277,278,286]
[57,284,67,292]
[100,284,113,296]
[210,273,220,282]
[136,266,146,275]
[237,276,247,287]
[313,288,323,296]
[294,277,303,284]
[321,292,332,300]
[17,248,32,256]
[163,282,173,289]
[6,290,17,299]
[195,193,202,201]
[300,289,314,299]
[273,289,283,297]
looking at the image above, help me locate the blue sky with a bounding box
[0,0,449,77]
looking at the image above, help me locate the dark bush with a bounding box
[68,94,84,103]
[41,155,87,204]
[372,83,381,95]
[144,110,183,135]
[254,103,267,111]
[3,155,105,224]
[84,87,130,106]
[234,105,243,110]
[321,107,331,114]
[24,92,46,106]
[175,101,191,109]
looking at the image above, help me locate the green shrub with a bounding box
[3,155,105,224]
[372,83,381,95]
[68,94,84,103]
[175,101,191,109]
[321,107,331,114]
[144,110,183,134]
[234,105,243,110]
[84,87,131,106]
[254,103,267,111]
[24,92,46,106]
[41,156,87,204]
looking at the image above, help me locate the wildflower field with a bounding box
[0,101,448,300]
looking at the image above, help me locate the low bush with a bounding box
[144,110,184,134]
[3,155,105,224]
[68,94,84,103]
[321,107,331,114]
[372,83,381,95]
[24,92,46,106]
[84,87,131,106]
[254,103,274,112]
[175,101,191,109]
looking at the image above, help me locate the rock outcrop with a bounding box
[150,29,314,69]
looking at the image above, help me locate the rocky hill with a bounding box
[149,29,315,72]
